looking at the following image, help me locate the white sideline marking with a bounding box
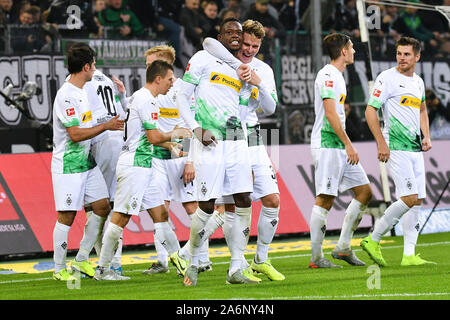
[241,292,450,300]
[1,240,448,284]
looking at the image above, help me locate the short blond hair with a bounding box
[145,45,176,65]
[242,19,265,39]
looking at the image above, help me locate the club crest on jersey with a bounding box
[82,111,92,123]
[400,96,421,109]
[66,108,75,116]
[151,113,158,120]
[373,89,381,97]
[209,72,242,92]
[325,81,333,88]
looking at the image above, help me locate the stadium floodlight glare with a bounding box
[0,81,41,119]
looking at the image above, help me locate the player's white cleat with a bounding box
[94,266,130,280]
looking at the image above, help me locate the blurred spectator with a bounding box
[333,0,360,40]
[244,0,286,64]
[46,0,100,38]
[201,0,220,39]
[219,7,241,21]
[97,0,145,39]
[345,101,369,141]
[278,0,297,31]
[128,0,183,65]
[301,0,335,31]
[219,0,244,20]
[418,0,449,35]
[427,89,450,140]
[392,3,440,55]
[436,39,450,59]
[381,4,401,55]
[92,0,106,38]
[10,8,46,52]
[0,0,17,24]
[179,0,208,50]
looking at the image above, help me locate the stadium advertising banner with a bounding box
[0,141,449,256]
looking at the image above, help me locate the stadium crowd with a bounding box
[0,0,449,140]
[0,0,448,58]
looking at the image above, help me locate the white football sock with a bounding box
[53,221,71,273]
[229,206,252,275]
[76,212,106,262]
[98,223,123,268]
[372,199,410,242]
[178,240,190,261]
[199,210,224,262]
[111,232,123,269]
[255,205,280,263]
[222,211,234,249]
[188,207,211,266]
[154,222,180,256]
[402,205,421,256]
[337,199,366,251]
[310,205,329,262]
[154,232,169,267]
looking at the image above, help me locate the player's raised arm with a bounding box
[66,115,124,143]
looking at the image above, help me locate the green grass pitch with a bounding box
[0,232,449,300]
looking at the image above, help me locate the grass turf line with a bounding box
[0,232,449,300]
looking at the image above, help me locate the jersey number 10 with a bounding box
[97,85,117,116]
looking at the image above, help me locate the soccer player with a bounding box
[51,43,124,280]
[177,18,256,286]
[73,68,128,275]
[309,33,372,268]
[201,19,284,281]
[361,36,436,267]
[94,60,192,280]
[113,45,199,276]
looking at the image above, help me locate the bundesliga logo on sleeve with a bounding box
[66,108,75,116]
[373,89,381,97]
[325,81,333,88]
[151,113,158,120]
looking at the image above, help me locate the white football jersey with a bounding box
[368,67,425,152]
[117,87,159,168]
[51,82,95,174]
[311,64,347,149]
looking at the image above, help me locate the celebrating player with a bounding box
[94,61,192,280]
[361,36,436,267]
[51,43,124,280]
[309,33,373,268]
[177,18,256,286]
[201,19,284,281]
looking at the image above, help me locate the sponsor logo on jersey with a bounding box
[400,96,421,109]
[210,72,242,92]
[251,88,259,100]
[159,108,179,118]
[373,89,381,97]
[151,113,158,120]
[339,94,346,104]
[81,111,92,123]
[66,108,75,116]
[325,80,333,88]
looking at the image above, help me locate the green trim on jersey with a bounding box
[320,116,345,149]
[133,135,153,168]
[143,121,157,130]
[239,96,249,106]
[368,96,382,109]
[152,146,171,160]
[271,92,279,104]
[62,141,96,174]
[388,116,421,152]
[182,72,200,85]
[320,87,335,100]
[63,118,80,128]
[194,97,242,139]
[421,95,425,103]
